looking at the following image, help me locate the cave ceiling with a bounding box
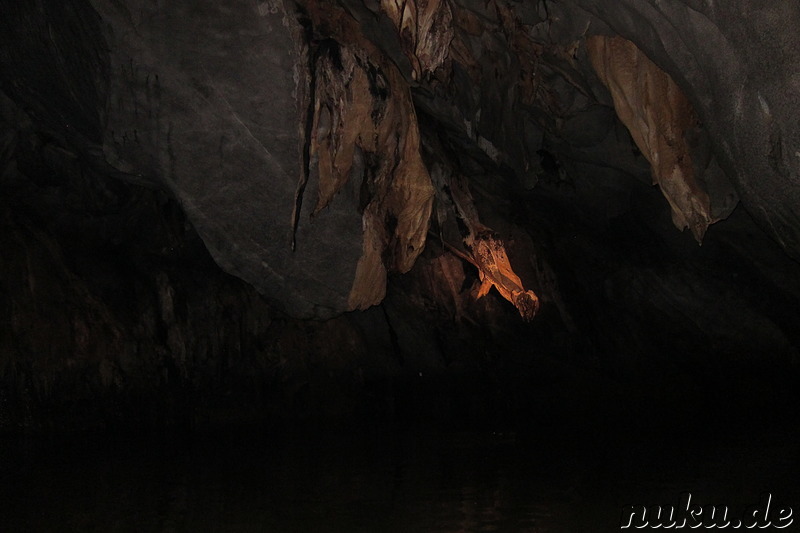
[1,0,799,319]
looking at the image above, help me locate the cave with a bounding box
[2,0,800,530]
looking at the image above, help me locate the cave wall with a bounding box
[554,0,800,260]
[4,0,799,314]
[1,0,800,432]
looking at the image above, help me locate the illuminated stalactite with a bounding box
[432,164,540,321]
[467,229,540,321]
[379,0,454,80]
[299,1,435,311]
[586,35,717,242]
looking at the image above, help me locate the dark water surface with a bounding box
[2,424,799,532]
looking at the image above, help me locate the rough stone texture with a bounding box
[86,0,362,319]
[428,158,540,320]
[299,3,435,309]
[82,0,433,319]
[0,107,405,431]
[1,0,800,433]
[560,0,800,260]
[4,0,799,317]
[587,35,723,242]
[379,0,454,79]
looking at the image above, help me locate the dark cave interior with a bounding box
[1,0,800,530]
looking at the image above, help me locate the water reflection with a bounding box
[2,427,799,532]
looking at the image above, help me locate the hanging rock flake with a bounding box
[300,1,436,310]
[379,0,454,79]
[587,35,716,242]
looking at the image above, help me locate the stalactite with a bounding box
[586,35,715,243]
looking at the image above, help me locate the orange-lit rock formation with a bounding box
[300,1,436,310]
[587,35,714,242]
